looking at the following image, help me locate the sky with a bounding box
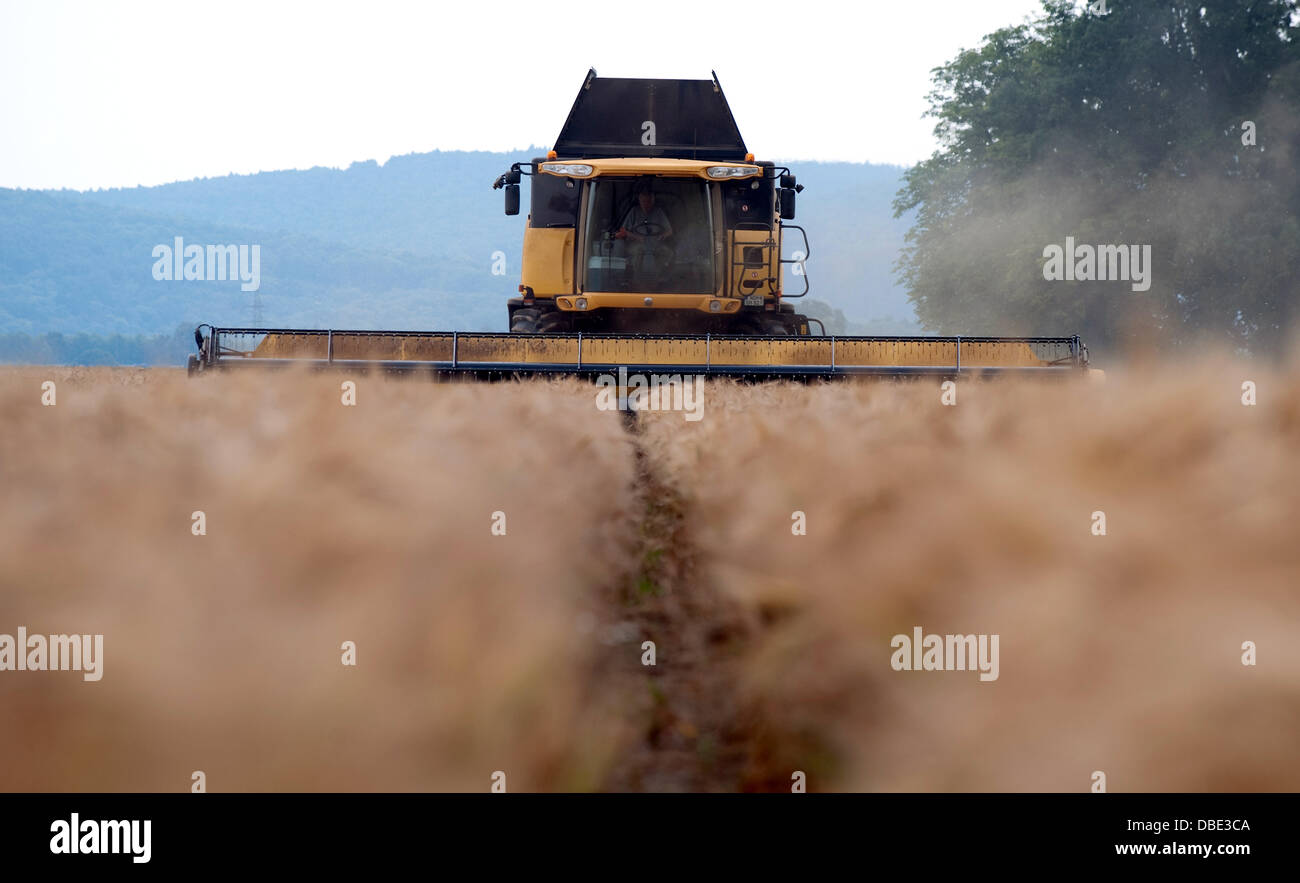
[0,0,1048,190]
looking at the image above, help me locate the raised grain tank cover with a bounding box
[553,69,749,162]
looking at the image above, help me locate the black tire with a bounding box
[737,314,791,336]
[510,308,541,333]
[537,311,573,333]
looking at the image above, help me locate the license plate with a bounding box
[743,295,764,306]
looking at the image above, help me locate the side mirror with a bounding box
[506,168,521,185]
[780,173,797,189]
[779,187,796,220]
[504,183,520,216]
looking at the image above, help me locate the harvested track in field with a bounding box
[596,417,774,792]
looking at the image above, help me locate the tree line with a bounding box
[895,0,1300,355]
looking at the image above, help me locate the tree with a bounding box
[895,0,1300,355]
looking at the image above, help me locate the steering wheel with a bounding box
[631,219,666,238]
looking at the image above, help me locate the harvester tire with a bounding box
[510,308,542,333]
[740,314,790,336]
[537,312,573,333]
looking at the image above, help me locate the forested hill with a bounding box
[0,187,490,336]
[1,150,914,355]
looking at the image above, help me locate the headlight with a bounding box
[706,166,760,178]
[541,163,594,176]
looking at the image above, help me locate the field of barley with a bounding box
[0,356,1297,791]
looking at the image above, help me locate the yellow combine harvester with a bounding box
[189,70,1093,379]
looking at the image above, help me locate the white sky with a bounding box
[0,0,1046,190]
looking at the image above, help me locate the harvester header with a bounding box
[189,328,1091,379]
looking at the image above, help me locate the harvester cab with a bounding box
[493,70,814,336]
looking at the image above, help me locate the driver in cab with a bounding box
[616,181,672,244]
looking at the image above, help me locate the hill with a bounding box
[1,150,917,362]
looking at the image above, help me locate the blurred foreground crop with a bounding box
[640,355,1300,791]
[1,358,1297,791]
[0,368,639,791]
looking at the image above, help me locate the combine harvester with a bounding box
[189,70,1093,380]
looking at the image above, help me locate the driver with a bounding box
[615,181,673,243]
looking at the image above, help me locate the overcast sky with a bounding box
[0,0,1047,190]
